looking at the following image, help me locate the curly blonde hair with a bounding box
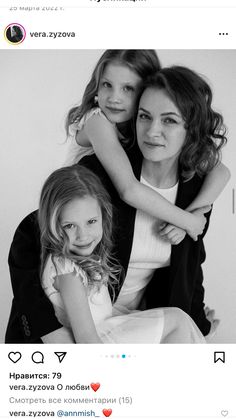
[38,165,121,298]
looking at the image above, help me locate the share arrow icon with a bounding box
[54,352,67,363]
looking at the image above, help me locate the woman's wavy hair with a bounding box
[65,50,161,147]
[38,165,121,298]
[142,66,227,180]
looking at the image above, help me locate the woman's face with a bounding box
[136,87,186,165]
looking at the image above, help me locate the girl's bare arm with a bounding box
[57,272,102,344]
[82,114,207,239]
[186,163,230,212]
[159,163,230,243]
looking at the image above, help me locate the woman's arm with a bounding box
[186,163,230,212]
[56,272,102,344]
[82,114,207,238]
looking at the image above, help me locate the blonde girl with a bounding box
[39,165,205,343]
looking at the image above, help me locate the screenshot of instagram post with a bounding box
[0,1,236,418]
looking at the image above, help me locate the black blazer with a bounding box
[82,147,211,335]
[5,148,211,342]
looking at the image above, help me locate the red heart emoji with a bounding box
[90,382,100,392]
[102,409,112,417]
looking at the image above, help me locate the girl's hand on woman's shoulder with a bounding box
[159,223,186,245]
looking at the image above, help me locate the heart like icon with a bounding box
[221,411,229,417]
[90,382,100,392]
[102,409,112,417]
[8,352,22,363]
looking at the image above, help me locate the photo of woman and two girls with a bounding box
[1,49,235,344]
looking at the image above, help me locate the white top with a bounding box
[115,176,178,310]
[41,250,204,343]
[42,255,113,327]
[41,255,165,343]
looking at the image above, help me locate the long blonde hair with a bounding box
[65,50,161,148]
[38,165,121,296]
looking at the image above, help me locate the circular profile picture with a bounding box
[4,23,26,45]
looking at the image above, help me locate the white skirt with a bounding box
[96,306,205,344]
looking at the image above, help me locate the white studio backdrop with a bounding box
[0,50,235,343]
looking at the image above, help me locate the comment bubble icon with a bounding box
[31,351,44,364]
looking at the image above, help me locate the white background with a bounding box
[0,48,235,343]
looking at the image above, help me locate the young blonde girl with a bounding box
[39,165,205,343]
[65,50,230,243]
